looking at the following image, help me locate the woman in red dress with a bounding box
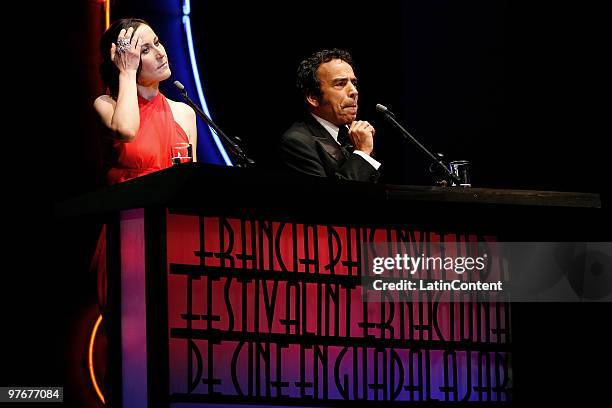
[91,18,198,310]
[94,18,197,184]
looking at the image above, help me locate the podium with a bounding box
[58,163,602,407]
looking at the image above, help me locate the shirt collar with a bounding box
[311,113,347,145]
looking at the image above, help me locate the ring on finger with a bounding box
[117,37,131,47]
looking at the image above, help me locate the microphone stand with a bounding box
[378,109,461,185]
[174,81,255,167]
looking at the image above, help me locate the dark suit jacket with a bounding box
[279,115,380,182]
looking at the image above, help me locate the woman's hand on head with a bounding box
[111,26,142,74]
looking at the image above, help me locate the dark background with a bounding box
[184,0,607,194]
[3,0,609,406]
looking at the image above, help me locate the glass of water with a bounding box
[449,160,471,187]
[171,142,192,165]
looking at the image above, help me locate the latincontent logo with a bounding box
[368,252,503,294]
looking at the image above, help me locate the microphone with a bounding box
[173,81,255,167]
[375,103,394,117]
[174,80,186,92]
[376,104,461,185]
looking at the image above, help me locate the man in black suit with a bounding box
[280,49,380,182]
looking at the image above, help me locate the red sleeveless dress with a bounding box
[94,92,190,310]
[106,92,189,185]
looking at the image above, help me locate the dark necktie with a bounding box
[337,125,352,149]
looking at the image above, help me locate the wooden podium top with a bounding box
[56,163,601,217]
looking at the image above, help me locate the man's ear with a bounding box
[306,93,320,108]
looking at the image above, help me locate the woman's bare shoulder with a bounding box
[167,98,191,111]
[167,99,195,119]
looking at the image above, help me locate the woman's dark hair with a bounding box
[296,49,354,101]
[99,18,150,97]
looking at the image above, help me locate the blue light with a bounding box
[182,2,233,166]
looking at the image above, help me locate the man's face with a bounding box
[309,59,358,126]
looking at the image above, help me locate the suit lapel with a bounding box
[304,115,349,161]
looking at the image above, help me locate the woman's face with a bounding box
[134,25,171,86]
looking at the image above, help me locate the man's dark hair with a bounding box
[99,18,149,98]
[296,49,354,101]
